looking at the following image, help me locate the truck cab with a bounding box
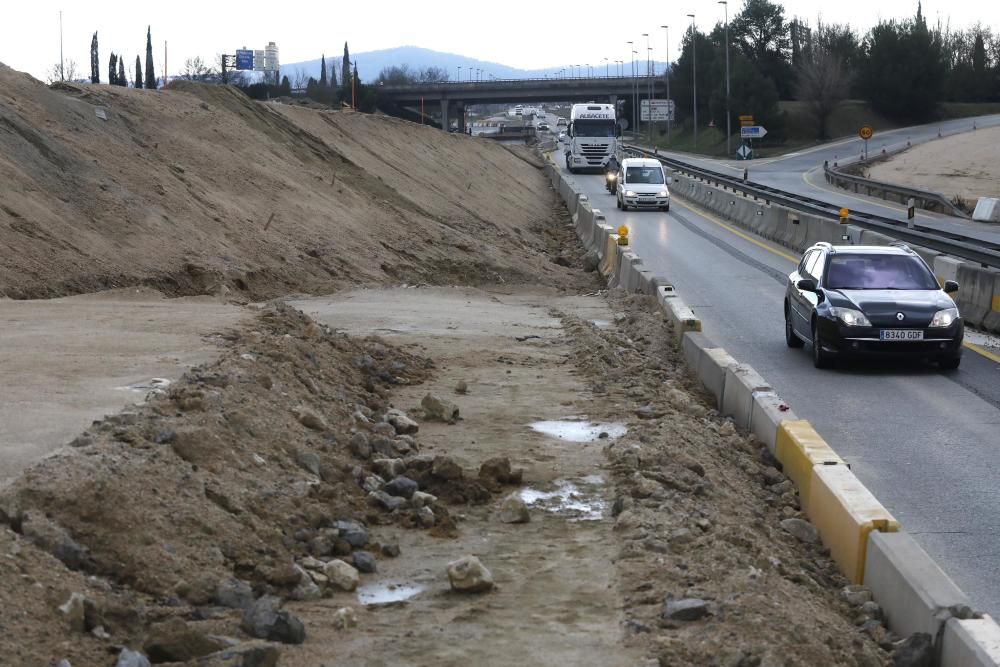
[565,103,618,173]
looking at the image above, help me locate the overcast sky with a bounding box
[2,0,996,82]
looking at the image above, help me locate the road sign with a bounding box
[740,125,768,139]
[640,99,675,122]
[235,49,254,70]
[859,125,874,140]
[736,144,753,160]
[739,115,754,126]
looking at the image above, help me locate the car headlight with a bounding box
[658,191,668,197]
[930,307,959,327]
[830,307,871,326]
[625,190,636,197]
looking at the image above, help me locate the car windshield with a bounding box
[824,253,938,290]
[574,120,616,137]
[625,166,665,184]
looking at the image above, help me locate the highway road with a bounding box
[636,114,1000,247]
[550,153,1000,617]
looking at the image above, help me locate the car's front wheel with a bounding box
[939,355,961,370]
[785,308,804,348]
[812,321,832,369]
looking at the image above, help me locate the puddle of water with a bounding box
[519,479,606,521]
[357,582,425,605]
[590,319,611,329]
[529,420,627,442]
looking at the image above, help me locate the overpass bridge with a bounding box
[376,76,667,131]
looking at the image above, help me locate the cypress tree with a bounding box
[135,56,143,89]
[280,75,291,96]
[118,58,126,87]
[90,32,99,83]
[320,54,327,87]
[145,26,156,89]
[341,42,351,96]
[109,52,117,85]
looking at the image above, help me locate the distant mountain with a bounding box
[281,45,666,84]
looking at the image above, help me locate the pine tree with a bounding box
[135,56,143,89]
[341,42,351,96]
[280,75,291,96]
[145,26,156,89]
[320,54,327,87]
[90,32,100,83]
[118,58,127,87]
[109,52,117,85]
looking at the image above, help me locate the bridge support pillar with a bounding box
[456,101,466,133]
[609,94,618,107]
[440,99,450,131]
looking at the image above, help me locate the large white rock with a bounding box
[447,555,495,593]
[323,559,360,592]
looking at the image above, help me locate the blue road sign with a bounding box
[235,50,254,70]
[740,125,768,139]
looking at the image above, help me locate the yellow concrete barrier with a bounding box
[808,464,900,584]
[773,420,846,511]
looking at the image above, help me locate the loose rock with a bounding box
[891,632,933,667]
[144,617,229,661]
[369,490,407,512]
[455,380,468,394]
[339,523,369,549]
[294,449,321,476]
[386,408,420,435]
[498,494,530,523]
[349,433,371,459]
[58,593,87,633]
[353,551,377,573]
[215,578,255,610]
[114,649,151,667]
[410,491,438,508]
[384,475,419,499]
[240,596,306,645]
[333,607,358,630]
[842,585,874,606]
[662,597,710,621]
[447,555,495,593]
[432,455,464,480]
[382,543,401,558]
[324,559,361,592]
[196,644,280,667]
[422,393,460,423]
[780,518,819,544]
[293,405,328,431]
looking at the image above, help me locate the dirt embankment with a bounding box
[0,64,573,300]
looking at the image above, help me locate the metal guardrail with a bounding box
[823,164,969,218]
[623,145,1000,269]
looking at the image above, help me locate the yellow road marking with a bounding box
[674,198,1000,366]
[963,341,1000,364]
[675,199,800,263]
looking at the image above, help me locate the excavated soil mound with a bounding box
[0,64,574,299]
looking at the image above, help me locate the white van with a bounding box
[616,158,670,212]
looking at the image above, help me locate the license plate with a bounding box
[880,329,923,341]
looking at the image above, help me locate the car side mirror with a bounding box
[944,280,959,294]
[796,278,818,292]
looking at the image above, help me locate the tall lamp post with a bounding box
[661,25,671,140]
[719,0,731,156]
[642,33,650,145]
[687,14,697,150]
[604,57,609,77]
[457,65,461,83]
[627,41,635,132]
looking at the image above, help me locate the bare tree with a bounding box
[47,59,80,83]
[182,56,215,81]
[292,67,311,89]
[796,44,851,140]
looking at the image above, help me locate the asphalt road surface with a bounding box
[551,154,1000,617]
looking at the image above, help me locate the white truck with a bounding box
[564,103,618,173]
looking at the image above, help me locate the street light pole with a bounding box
[604,57,609,77]
[687,14,697,150]
[661,25,671,140]
[643,33,650,145]
[457,66,461,83]
[720,0,731,156]
[627,42,634,132]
